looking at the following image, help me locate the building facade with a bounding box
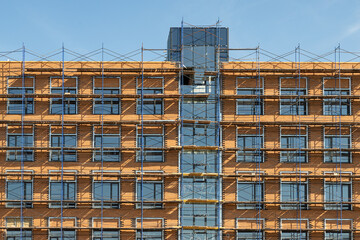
[0,26,359,240]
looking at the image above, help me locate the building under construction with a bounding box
[0,22,359,239]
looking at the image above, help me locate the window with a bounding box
[323,89,350,115]
[6,180,32,208]
[281,231,307,240]
[49,181,76,208]
[182,98,216,120]
[93,230,120,240]
[8,88,34,114]
[136,181,163,208]
[324,135,351,163]
[137,89,163,115]
[182,178,217,200]
[6,230,32,240]
[182,230,217,240]
[236,88,263,115]
[50,86,77,114]
[325,231,351,240]
[181,150,217,173]
[280,135,307,162]
[183,123,216,146]
[280,89,307,115]
[49,230,76,240]
[324,182,351,210]
[136,230,163,240]
[237,135,263,162]
[93,181,120,208]
[182,204,217,227]
[281,182,307,210]
[237,182,263,209]
[7,132,34,161]
[137,134,163,162]
[237,231,263,240]
[50,134,77,162]
[94,134,121,162]
[94,89,120,115]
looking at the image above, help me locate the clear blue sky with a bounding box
[1,0,360,61]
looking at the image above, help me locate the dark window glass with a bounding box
[182,178,217,200]
[7,134,34,161]
[182,230,217,240]
[237,182,263,209]
[49,230,76,240]
[281,231,307,240]
[137,88,163,115]
[94,89,120,115]
[281,183,307,210]
[183,124,216,146]
[237,89,263,115]
[136,181,163,208]
[324,136,350,163]
[137,134,163,162]
[93,135,121,162]
[181,151,217,173]
[324,89,350,115]
[50,88,77,114]
[93,181,120,208]
[280,89,307,115]
[8,88,34,114]
[325,232,351,240]
[50,134,77,162]
[136,230,163,240]
[280,136,307,162]
[324,183,351,210]
[182,204,217,227]
[237,135,263,162]
[6,181,32,208]
[49,182,76,208]
[93,230,120,240]
[6,230,32,240]
[182,98,216,120]
[237,231,263,240]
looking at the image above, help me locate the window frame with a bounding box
[322,77,351,116]
[324,180,352,210]
[136,76,164,115]
[236,130,264,163]
[49,125,77,162]
[323,131,352,163]
[280,181,308,210]
[136,130,164,163]
[92,126,121,162]
[49,174,77,209]
[236,180,264,210]
[92,76,121,115]
[6,179,33,208]
[92,180,121,209]
[136,179,163,209]
[49,76,78,115]
[6,126,34,162]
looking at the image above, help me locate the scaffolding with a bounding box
[1,22,360,240]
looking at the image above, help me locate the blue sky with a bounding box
[1,0,360,61]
